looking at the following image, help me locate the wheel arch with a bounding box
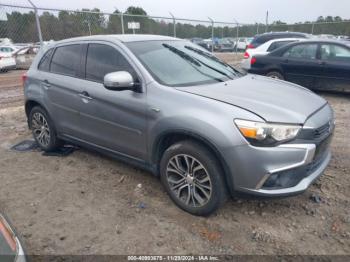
[151,130,235,196]
[265,66,284,77]
[25,100,44,118]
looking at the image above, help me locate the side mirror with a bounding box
[103,71,135,91]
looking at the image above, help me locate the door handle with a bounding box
[78,91,92,100]
[42,80,51,89]
[318,61,326,65]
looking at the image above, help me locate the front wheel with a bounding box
[160,141,227,216]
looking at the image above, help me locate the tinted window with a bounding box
[38,48,53,71]
[283,44,318,59]
[320,44,350,62]
[50,45,81,76]
[85,44,135,82]
[267,40,295,52]
[0,47,14,52]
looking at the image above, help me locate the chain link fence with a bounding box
[0,2,349,46]
[0,3,240,45]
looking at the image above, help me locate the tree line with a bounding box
[0,6,349,43]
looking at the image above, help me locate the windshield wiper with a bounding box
[163,44,233,80]
[163,43,225,82]
[185,45,240,76]
[163,44,201,66]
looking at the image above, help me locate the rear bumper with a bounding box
[0,64,16,71]
[247,68,266,75]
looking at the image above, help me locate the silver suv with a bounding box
[24,35,334,216]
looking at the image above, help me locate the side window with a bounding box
[85,43,136,83]
[320,44,350,62]
[38,49,53,71]
[283,44,318,60]
[50,45,81,76]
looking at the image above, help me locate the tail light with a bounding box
[246,43,255,49]
[244,52,250,59]
[0,56,2,60]
[251,57,257,65]
[21,72,28,87]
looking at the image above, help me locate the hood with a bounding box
[176,74,327,124]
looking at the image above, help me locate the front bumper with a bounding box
[223,105,334,197]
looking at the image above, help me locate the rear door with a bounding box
[44,44,87,137]
[280,43,321,88]
[76,42,148,160]
[317,43,350,92]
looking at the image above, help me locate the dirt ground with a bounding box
[0,54,349,256]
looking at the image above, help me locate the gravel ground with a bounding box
[0,54,349,255]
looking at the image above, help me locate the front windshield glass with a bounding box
[126,40,241,87]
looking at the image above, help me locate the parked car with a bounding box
[13,46,38,69]
[241,38,303,70]
[24,35,334,215]
[214,38,235,52]
[0,52,16,72]
[235,37,253,51]
[247,32,309,50]
[0,46,18,56]
[190,38,212,51]
[249,40,350,92]
[0,213,26,262]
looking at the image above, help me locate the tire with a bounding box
[160,140,227,216]
[29,106,62,152]
[266,71,284,80]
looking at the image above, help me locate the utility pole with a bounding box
[121,13,125,34]
[233,18,239,54]
[265,10,269,32]
[208,17,214,53]
[169,12,176,37]
[27,0,43,45]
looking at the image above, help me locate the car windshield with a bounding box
[126,40,241,87]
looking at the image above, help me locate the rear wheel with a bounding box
[29,106,62,152]
[266,71,284,80]
[160,140,227,216]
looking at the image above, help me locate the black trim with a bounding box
[59,134,156,174]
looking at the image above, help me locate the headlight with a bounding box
[234,119,301,146]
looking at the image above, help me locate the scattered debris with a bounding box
[252,230,275,243]
[138,202,146,209]
[119,175,125,183]
[310,193,322,203]
[199,227,222,242]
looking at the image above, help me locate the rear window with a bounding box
[50,44,81,76]
[267,40,296,52]
[252,33,306,46]
[38,48,53,71]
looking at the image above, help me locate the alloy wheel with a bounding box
[166,154,212,207]
[31,112,50,147]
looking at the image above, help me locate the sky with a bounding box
[4,0,350,24]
